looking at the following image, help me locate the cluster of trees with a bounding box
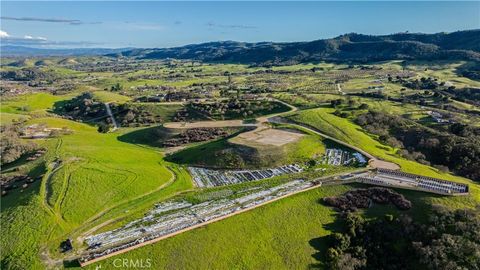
[396,77,447,90]
[163,128,231,147]
[110,104,164,127]
[324,206,480,270]
[164,91,194,101]
[0,68,55,82]
[448,122,480,138]
[57,93,169,131]
[186,99,286,120]
[132,85,177,95]
[110,83,123,92]
[445,87,480,106]
[97,122,111,133]
[330,99,345,108]
[58,92,106,121]
[172,109,192,122]
[388,75,480,107]
[352,90,479,116]
[355,111,480,181]
[323,187,412,212]
[0,122,38,164]
[351,86,480,117]
[457,61,480,80]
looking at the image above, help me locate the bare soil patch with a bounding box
[232,127,304,146]
[369,159,400,170]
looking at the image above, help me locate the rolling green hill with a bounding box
[1,115,194,269]
[287,107,480,205]
[166,127,326,169]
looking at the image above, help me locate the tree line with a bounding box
[324,205,480,270]
[355,110,480,182]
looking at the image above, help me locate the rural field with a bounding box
[1,3,480,268]
[2,55,479,269]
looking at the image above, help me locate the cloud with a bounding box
[24,35,47,41]
[206,22,258,29]
[0,30,9,38]
[1,16,101,25]
[1,32,99,48]
[2,38,101,47]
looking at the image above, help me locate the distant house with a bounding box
[21,124,64,139]
[427,111,450,123]
[242,94,259,100]
[368,86,385,90]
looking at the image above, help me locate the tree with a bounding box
[358,103,369,110]
[111,83,123,92]
[331,233,350,252]
[331,99,343,108]
[97,123,111,133]
[0,123,38,164]
[348,98,357,107]
[20,105,31,112]
[323,206,480,270]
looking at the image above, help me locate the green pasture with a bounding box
[1,114,194,269]
[0,112,29,125]
[1,92,74,115]
[92,91,131,103]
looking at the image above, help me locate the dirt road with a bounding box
[163,98,399,170]
[105,103,118,130]
[163,98,297,129]
[336,83,346,95]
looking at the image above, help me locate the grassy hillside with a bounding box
[118,125,180,147]
[118,125,243,149]
[81,181,470,270]
[1,115,194,269]
[287,107,480,207]
[82,184,351,270]
[0,112,29,125]
[91,91,131,103]
[166,128,326,169]
[77,107,479,270]
[1,92,74,115]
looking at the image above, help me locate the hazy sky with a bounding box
[1,1,479,48]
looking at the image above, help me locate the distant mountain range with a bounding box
[112,30,480,65]
[2,30,479,64]
[0,46,133,57]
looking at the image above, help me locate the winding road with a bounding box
[104,103,119,130]
[336,83,346,95]
[163,98,399,170]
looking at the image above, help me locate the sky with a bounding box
[1,1,479,48]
